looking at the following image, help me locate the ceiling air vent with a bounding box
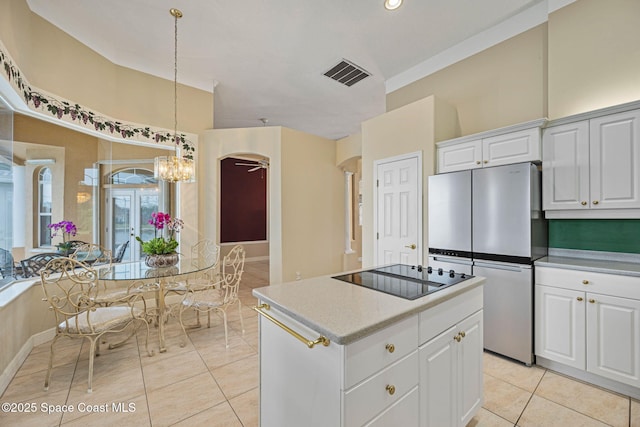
[323,59,370,87]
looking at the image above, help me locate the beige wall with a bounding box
[386,25,547,136]
[361,96,458,267]
[281,127,344,282]
[548,0,640,118]
[0,0,213,136]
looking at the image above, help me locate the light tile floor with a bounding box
[1,259,639,426]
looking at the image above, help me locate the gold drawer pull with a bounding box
[459,331,466,338]
[483,160,488,164]
[577,297,583,301]
[385,344,395,353]
[581,201,587,206]
[253,304,330,349]
[589,299,596,304]
[582,280,589,285]
[454,333,462,342]
[476,161,481,165]
[386,385,396,395]
[593,200,599,205]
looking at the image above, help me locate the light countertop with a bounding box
[252,273,484,345]
[535,255,640,277]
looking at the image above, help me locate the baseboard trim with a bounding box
[0,327,55,396]
[536,356,640,400]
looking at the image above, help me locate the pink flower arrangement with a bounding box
[137,212,184,255]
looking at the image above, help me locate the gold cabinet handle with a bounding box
[581,201,587,206]
[386,385,396,395]
[253,304,330,349]
[589,299,596,304]
[454,333,462,342]
[405,244,417,250]
[483,160,488,164]
[476,161,481,165]
[459,331,466,338]
[385,344,395,353]
[577,297,583,301]
[593,200,599,205]
[582,280,589,285]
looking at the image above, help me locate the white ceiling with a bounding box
[26,0,543,140]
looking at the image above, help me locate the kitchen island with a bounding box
[252,271,485,427]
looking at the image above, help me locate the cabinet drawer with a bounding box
[345,314,418,389]
[419,285,483,345]
[344,351,419,427]
[482,127,540,167]
[536,266,640,299]
[365,386,419,427]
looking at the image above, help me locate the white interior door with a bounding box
[375,153,422,266]
[107,189,159,261]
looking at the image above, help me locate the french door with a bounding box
[107,189,159,261]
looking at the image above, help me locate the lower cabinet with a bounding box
[258,285,484,427]
[535,267,640,389]
[419,310,483,427]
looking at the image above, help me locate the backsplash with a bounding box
[548,219,640,254]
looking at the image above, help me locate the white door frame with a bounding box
[106,188,160,261]
[373,151,423,266]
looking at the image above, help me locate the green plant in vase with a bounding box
[136,212,184,267]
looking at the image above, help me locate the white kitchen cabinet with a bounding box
[543,108,640,216]
[257,284,484,427]
[419,310,483,427]
[437,123,543,173]
[535,267,640,389]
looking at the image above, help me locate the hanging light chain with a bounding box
[170,8,182,146]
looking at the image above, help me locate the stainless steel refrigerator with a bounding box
[428,162,547,365]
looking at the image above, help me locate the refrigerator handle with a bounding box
[473,261,531,272]
[430,255,472,266]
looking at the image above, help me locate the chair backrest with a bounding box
[67,240,87,251]
[21,253,66,278]
[0,248,16,278]
[220,245,245,304]
[40,258,100,333]
[190,240,220,269]
[70,243,113,267]
[112,241,129,263]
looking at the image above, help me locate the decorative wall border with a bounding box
[0,40,194,158]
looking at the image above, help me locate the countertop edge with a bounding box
[535,256,640,277]
[252,277,484,345]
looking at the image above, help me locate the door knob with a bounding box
[405,244,417,250]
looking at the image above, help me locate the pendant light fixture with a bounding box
[154,8,195,183]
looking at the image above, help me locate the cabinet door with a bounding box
[590,109,640,209]
[482,127,541,168]
[365,386,419,427]
[437,140,482,173]
[456,310,483,427]
[419,326,457,427]
[586,293,640,388]
[534,285,586,369]
[542,121,590,210]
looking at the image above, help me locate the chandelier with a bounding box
[154,8,195,183]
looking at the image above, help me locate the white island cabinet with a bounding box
[253,274,484,427]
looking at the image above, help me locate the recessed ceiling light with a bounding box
[384,0,403,11]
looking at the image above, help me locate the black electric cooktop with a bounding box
[332,264,473,300]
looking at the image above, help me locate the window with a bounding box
[109,168,156,185]
[38,167,53,247]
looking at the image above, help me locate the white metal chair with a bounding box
[178,245,245,348]
[40,257,153,393]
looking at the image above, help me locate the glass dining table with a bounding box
[98,257,215,353]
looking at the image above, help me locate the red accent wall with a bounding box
[220,157,267,243]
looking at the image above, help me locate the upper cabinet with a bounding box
[436,120,545,174]
[543,106,640,218]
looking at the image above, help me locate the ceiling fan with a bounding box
[235,159,269,173]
